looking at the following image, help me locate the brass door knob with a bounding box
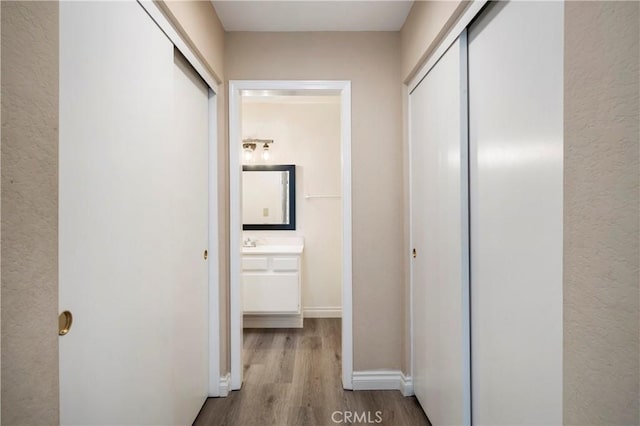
[59,310,73,336]
[412,248,417,258]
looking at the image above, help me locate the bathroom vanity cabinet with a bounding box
[242,238,304,328]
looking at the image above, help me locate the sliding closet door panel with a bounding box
[469,2,563,425]
[411,35,470,426]
[60,2,209,424]
[168,50,210,422]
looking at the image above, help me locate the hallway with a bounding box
[194,319,429,425]
[2,1,638,424]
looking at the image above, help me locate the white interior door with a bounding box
[468,2,563,424]
[410,34,470,426]
[60,2,209,424]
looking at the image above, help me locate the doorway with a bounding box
[227,81,353,390]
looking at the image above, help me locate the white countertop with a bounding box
[242,236,304,254]
[242,244,304,255]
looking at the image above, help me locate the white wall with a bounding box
[242,97,342,316]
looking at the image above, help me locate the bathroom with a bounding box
[238,92,345,387]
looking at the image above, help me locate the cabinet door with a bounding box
[410,34,470,426]
[243,273,300,313]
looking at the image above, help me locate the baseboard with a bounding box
[352,370,414,396]
[400,373,414,396]
[243,314,303,328]
[218,373,230,397]
[303,306,342,318]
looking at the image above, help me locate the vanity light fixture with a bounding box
[243,138,274,162]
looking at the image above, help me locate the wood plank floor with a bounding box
[194,318,430,426]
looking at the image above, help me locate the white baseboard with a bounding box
[219,373,231,397]
[352,370,414,396]
[303,306,342,318]
[243,314,303,328]
[400,373,414,396]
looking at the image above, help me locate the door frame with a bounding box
[137,0,222,397]
[228,80,353,390]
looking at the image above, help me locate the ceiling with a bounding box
[211,1,414,32]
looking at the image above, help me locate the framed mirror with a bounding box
[242,164,296,230]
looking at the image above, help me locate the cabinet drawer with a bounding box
[242,256,269,271]
[243,273,299,314]
[272,257,299,271]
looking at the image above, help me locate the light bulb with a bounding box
[262,143,270,161]
[242,143,256,162]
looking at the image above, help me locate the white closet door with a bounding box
[60,2,209,424]
[468,2,563,425]
[168,49,210,421]
[410,34,470,426]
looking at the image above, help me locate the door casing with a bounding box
[228,80,353,390]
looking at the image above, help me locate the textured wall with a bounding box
[225,32,405,371]
[1,4,3,422]
[1,1,60,424]
[564,2,640,424]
